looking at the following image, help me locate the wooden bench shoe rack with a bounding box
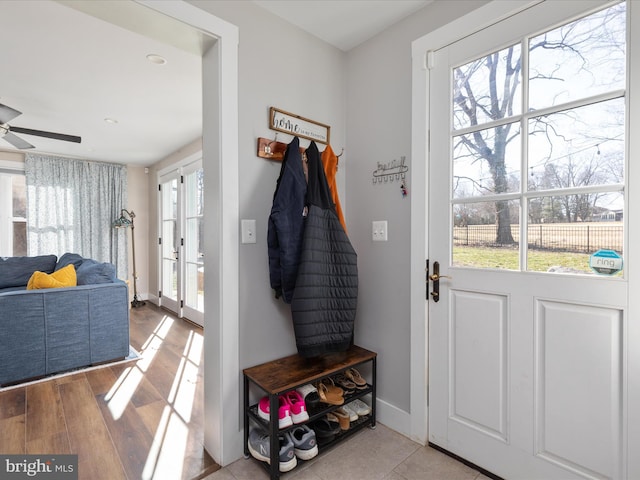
[243,345,377,479]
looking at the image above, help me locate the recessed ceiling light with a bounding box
[104,118,118,125]
[146,54,167,65]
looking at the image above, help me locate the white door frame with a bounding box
[136,0,240,466]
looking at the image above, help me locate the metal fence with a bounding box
[453,223,623,253]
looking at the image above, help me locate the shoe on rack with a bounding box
[345,368,368,389]
[320,377,344,397]
[341,403,358,422]
[332,407,351,431]
[248,429,297,472]
[309,418,341,446]
[284,390,309,424]
[289,424,318,460]
[348,398,371,416]
[316,382,344,406]
[258,395,293,429]
[333,374,356,395]
[296,383,321,409]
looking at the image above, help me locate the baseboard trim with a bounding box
[375,398,427,445]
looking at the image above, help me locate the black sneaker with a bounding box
[290,424,318,460]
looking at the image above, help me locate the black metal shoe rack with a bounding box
[243,345,377,480]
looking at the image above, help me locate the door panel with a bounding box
[535,300,623,479]
[450,290,508,442]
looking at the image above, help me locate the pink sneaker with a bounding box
[284,390,309,424]
[258,396,293,429]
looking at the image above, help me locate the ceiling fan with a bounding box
[0,102,81,150]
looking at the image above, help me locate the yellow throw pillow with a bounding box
[27,264,77,290]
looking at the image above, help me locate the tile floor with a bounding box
[204,423,493,480]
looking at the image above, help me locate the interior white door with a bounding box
[428,2,630,479]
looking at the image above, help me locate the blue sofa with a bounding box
[0,254,130,386]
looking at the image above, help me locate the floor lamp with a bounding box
[114,209,146,308]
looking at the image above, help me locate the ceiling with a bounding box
[253,1,432,52]
[0,0,431,167]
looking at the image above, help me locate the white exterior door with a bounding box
[158,160,204,326]
[428,1,636,478]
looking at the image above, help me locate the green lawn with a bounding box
[453,246,622,275]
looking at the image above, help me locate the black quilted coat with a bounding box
[291,141,358,357]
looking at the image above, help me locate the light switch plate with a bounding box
[241,219,257,244]
[372,220,388,241]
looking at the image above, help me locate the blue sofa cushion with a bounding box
[77,259,117,285]
[55,252,84,272]
[0,254,57,289]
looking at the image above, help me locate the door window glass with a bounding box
[453,123,521,198]
[450,2,626,274]
[528,5,626,109]
[162,178,178,301]
[184,167,204,312]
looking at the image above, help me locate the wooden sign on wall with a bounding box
[269,107,330,145]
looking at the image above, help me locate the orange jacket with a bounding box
[321,145,347,233]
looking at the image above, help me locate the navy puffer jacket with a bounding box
[267,137,307,303]
[291,141,358,357]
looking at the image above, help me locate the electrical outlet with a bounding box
[241,219,257,244]
[372,220,388,241]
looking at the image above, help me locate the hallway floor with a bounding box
[204,423,492,480]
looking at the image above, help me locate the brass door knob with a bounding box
[429,273,451,281]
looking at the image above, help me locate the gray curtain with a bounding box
[25,153,128,280]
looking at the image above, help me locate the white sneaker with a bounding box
[342,403,358,421]
[348,399,371,416]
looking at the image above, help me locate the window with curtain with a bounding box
[24,153,128,280]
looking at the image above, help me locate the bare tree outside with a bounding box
[451,2,626,250]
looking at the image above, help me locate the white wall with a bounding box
[0,150,25,164]
[126,165,149,303]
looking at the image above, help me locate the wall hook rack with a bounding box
[257,136,344,163]
[257,136,289,160]
[372,156,408,184]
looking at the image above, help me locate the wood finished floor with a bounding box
[0,303,220,480]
